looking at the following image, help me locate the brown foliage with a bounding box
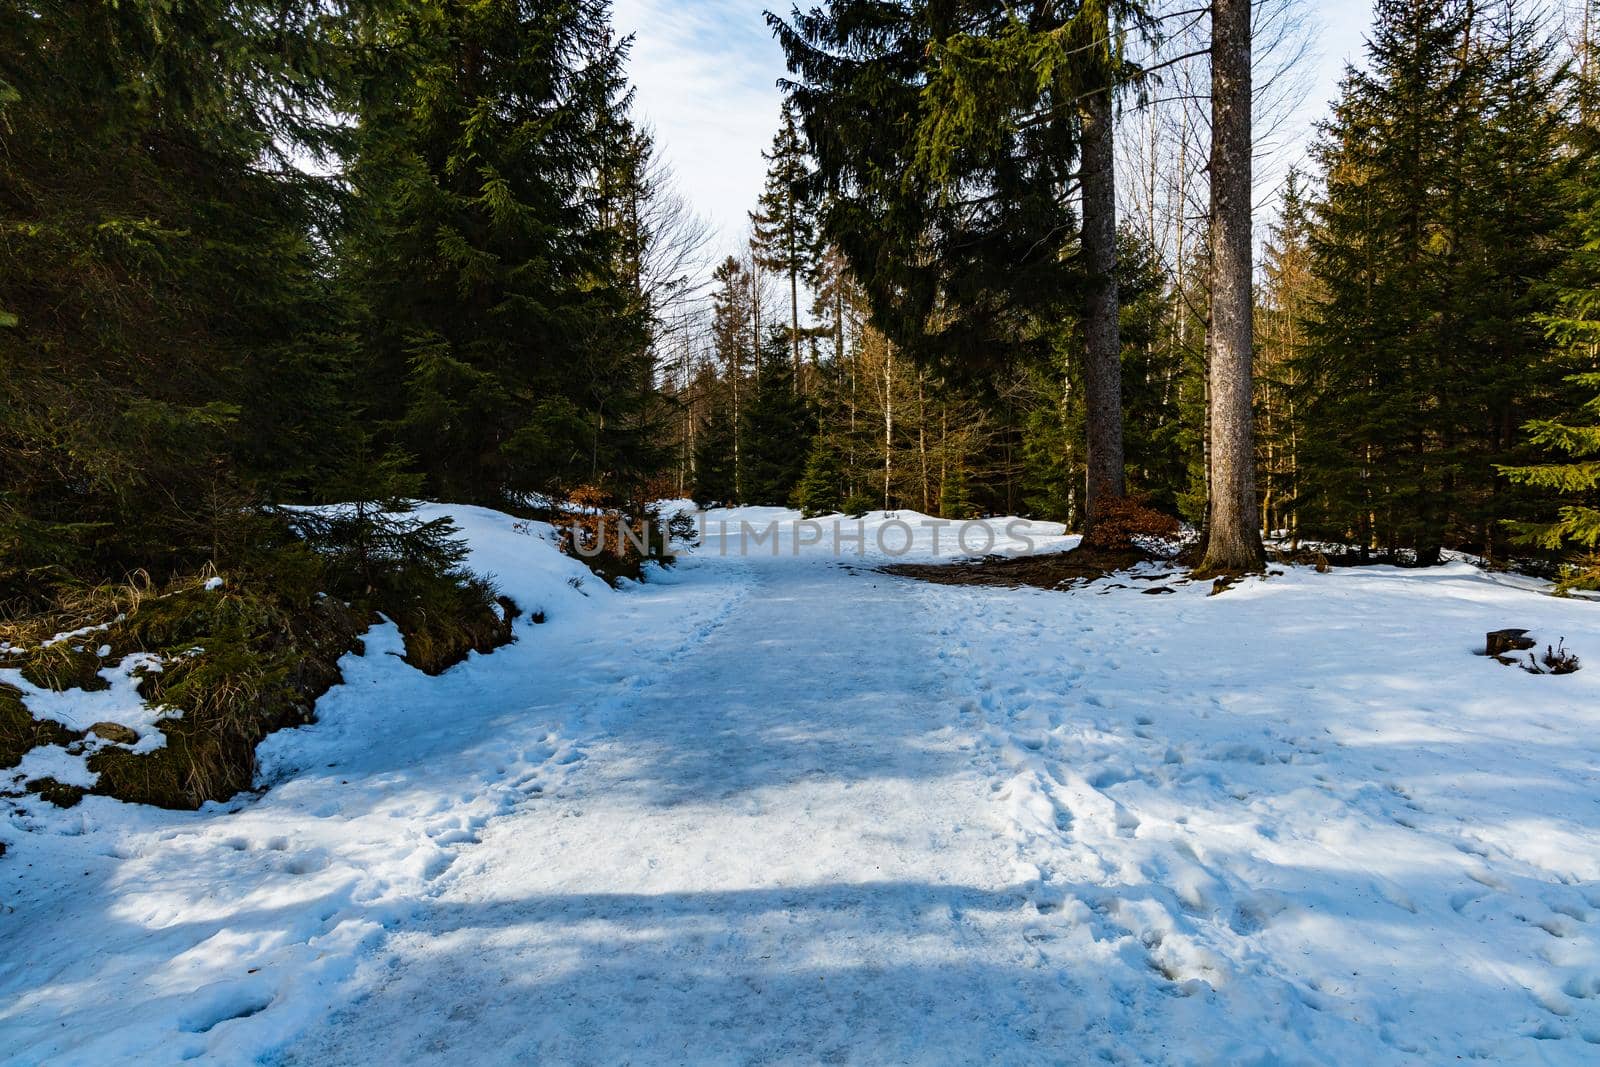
[1081,496,1181,551]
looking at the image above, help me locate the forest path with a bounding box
[275,550,1081,1065]
[11,508,1599,1066]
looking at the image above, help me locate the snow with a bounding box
[0,651,174,796]
[4,505,1600,1064]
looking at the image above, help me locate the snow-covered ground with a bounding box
[4,505,1600,1064]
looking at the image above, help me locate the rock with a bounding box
[1486,629,1535,658]
[89,722,139,746]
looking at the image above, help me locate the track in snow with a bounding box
[8,506,1600,1065]
[276,555,1082,1065]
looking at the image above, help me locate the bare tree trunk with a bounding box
[1197,0,1265,575]
[790,265,801,377]
[884,341,894,510]
[750,257,762,388]
[1080,77,1127,540]
[917,371,930,512]
[732,352,742,504]
[939,406,949,515]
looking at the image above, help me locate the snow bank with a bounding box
[0,503,745,1066]
[695,505,1074,562]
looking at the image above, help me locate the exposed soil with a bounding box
[882,544,1184,591]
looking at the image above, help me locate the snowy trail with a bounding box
[275,554,1080,1065]
[6,505,1600,1064]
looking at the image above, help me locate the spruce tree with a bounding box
[1297,0,1569,562]
[741,331,817,505]
[750,103,819,375]
[0,0,346,598]
[1300,0,1463,557]
[690,406,739,508]
[1499,91,1600,588]
[342,0,650,504]
[771,2,1083,407]
[793,437,846,517]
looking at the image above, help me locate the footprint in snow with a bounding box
[177,980,275,1034]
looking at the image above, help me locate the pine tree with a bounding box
[342,0,650,505]
[741,331,817,505]
[1500,89,1600,588]
[708,256,756,500]
[793,437,846,517]
[750,103,819,375]
[772,1,1084,433]
[1501,373,1600,589]
[939,463,978,520]
[1298,0,1572,562]
[690,403,739,508]
[0,0,346,599]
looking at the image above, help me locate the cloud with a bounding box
[612,0,788,254]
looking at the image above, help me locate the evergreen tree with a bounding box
[741,331,817,505]
[1297,0,1571,561]
[793,437,846,517]
[1500,94,1600,589]
[750,103,819,374]
[0,0,345,600]
[771,1,1082,397]
[939,463,978,520]
[690,404,739,508]
[708,256,756,500]
[342,0,650,505]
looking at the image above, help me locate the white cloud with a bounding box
[612,0,788,255]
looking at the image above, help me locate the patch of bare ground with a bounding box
[882,543,1184,592]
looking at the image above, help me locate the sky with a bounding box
[611,0,1379,254]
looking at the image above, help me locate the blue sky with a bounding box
[612,0,1378,251]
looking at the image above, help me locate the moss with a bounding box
[7,543,519,809]
[25,777,85,808]
[0,683,82,770]
[88,593,367,809]
[375,570,517,676]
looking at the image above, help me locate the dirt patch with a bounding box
[883,544,1180,591]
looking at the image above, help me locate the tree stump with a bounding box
[1486,629,1535,658]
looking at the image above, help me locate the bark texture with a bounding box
[1198,0,1265,575]
[1079,80,1126,536]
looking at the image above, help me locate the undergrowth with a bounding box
[1,510,517,810]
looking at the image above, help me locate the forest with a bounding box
[7,2,1600,1062]
[4,0,1600,621]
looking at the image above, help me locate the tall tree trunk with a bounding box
[1197,0,1265,575]
[1080,78,1127,540]
[732,356,742,503]
[917,371,929,512]
[790,264,801,377]
[750,259,762,388]
[884,341,894,510]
